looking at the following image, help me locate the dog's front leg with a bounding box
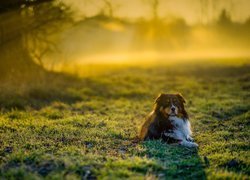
[183,120,194,142]
[179,140,198,148]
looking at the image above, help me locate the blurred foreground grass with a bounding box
[0,59,249,179]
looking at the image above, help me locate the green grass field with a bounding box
[0,60,249,179]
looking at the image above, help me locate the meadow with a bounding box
[0,59,249,179]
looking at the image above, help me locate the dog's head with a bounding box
[154,93,188,119]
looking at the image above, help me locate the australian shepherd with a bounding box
[139,93,198,148]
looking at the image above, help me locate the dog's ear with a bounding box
[154,93,166,104]
[176,93,186,103]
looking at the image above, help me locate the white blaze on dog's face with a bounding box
[165,103,178,116]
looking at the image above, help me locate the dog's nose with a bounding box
[171,107,175,111]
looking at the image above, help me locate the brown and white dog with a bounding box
[139,93,198,148]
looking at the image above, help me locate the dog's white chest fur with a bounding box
[169,116,192,140]
[164,116,198,148]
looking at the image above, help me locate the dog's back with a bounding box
[139,111,156,140]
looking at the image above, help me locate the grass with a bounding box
[0,60,249,179]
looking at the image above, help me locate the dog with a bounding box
[139,93,198,148]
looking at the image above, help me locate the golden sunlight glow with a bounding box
[30,0,250,69]
[74,50,250,65]
[101,22,125,32]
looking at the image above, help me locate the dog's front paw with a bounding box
[191,142,199,148]
[186,136,194,142]
[180,141,198,148]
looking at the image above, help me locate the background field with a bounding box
[0,60,249,179]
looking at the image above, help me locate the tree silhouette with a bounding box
[145,0,160,21]
[103,0,114,18]
[0,0,72,78]
[217,9,232,26]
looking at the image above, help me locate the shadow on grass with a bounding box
[0,73,82,111]
[138,140,207,179]
[0,71,149,111]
